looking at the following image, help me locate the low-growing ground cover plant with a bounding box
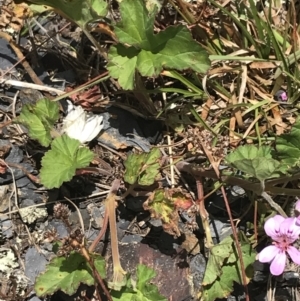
[1,0,300,300]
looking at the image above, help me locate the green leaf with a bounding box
[90,0,107,17]
[107,45,139,90]
[202,235,256,301]
[107,0,210,90]
[114,0,156,48]
[15,98,59,147]
[35,252,105,297]
[202,236,234,286]
[124,148,161,186]
[24,0,108,28]
[136,265,167,301]
[111,264,167,301]
[276,118,300,169]
[40,135,93,189]
[225,145,282,181]
[227,144,273,161]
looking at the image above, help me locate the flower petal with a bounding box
[270,252,286,276]
[80,115,103,143]
[66,100,75,114]
[264,215,285,239]
[287,246,300,265]
[63,115,86,141]
[65,103,84,122]
[280,217,300,242]
[258,245,279,263]
[62,104,89,142]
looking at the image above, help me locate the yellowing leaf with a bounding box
[143,189,180,236]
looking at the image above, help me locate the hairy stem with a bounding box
[196,178,214,248]
[72,239,112,301]
[106,179,127,290]
[198,142,249,301]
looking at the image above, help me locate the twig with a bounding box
[167,135,175,188]
[161,91,175,188]
[51,72,109,103]
[160,149,195,200]
[64,197,85,234]
[82,27,108,60]
[0,79,65,95]
[0,159,37,252]
[0,32,43,85]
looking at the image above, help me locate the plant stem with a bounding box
[51,72,109,103]
[261,191,287,217]
[72,239,112,301]
[106,179,127,290]
[90,179,127,290]
[199,141,250,301]
[89,209,109,253]
[219,186,250,301]
[196,178,214,249]
[176,161,300,197]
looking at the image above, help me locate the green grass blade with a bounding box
[188,104,218,137]
[207,0,263,58]
[162,71,204,95]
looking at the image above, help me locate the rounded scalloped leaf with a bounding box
[124,148,161,186]
[40,135,93,189]
[225,145,282,181]
[15,98,59,147]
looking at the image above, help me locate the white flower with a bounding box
[62,101,103,143]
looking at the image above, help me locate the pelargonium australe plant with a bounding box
[275,90,288,102]
[258,215,300,275]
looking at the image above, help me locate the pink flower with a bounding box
[258,215,300,276]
